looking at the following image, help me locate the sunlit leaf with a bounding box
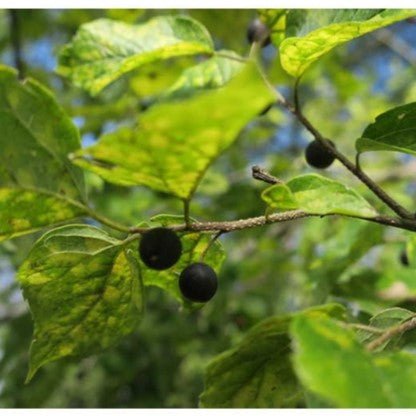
[356,102,416,155]
[0,66,87,241]
[58,16,214,95]
[17,225,143,382]
[71,63,275,199]
[291,314,416,407]
[200,303,346,408]
[262,174,377,218]
[279,10,416,77]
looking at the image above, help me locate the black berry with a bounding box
[247,19,271,47]
[139,227,182,270]
[179,262,218,303]
[305,139,336,169]
[400,250,409,267]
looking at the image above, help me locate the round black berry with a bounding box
[179,262,218,303]
[247,19,271,47]
[139,227,182,270]
[400,249,409,267]
[305,139,336,169]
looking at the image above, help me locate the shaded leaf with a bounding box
[291,314,416,407]
[72,63,275,199]
[58,16,214,95]
[262,174,377,218]
[17,225,143,381]
[138,215,225,306]
[356,102,416,155]
[0,66,87,241]
[199,303,346,408]
[280,10,415,77]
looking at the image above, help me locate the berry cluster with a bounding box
[139,227,218,303]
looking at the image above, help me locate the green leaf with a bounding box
[71,63,275,199]
[199,303,346,408]
[291,314,416,407]
[356,102,416,155]
[139,215,225,306]
[262,174,377,218]
[357,308,415,351]
[58,16,214,96]
[17,225,143,382]
[161,50,243,100]
[0,66,87,241]
[280,10,416,77]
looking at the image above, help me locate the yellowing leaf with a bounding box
[58,16,214,95]
[17,225,143,381]
[71,63,275,199]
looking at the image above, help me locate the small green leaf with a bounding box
[72,63,275,199]
[0,66,87,240]
[356,102,416,155]
[280,10,416,77]
[17,225,143,382]
[199,303,346,408]
[139,215,225,305]
[262,174,377,218]
[161,50,243,100]
[58,16,214,96]
[357,308,415,351]
[291,315,416,407]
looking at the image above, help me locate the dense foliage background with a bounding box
[1,9,416,408]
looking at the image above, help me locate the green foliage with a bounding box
[0,66,87,241]
[1,8,416,409]
[262,174,377,218]
[58,16,214,95]
[17,225,143,381]
[356,102,416,155]
[71,63,274,199]
[291,314,416,407]
[200,303,346,408]
[279,9,416,77]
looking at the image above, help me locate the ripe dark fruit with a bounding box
[400,250,409,266]
[247,19,271,47]
[305,139,336,169]
[179,262,218,303]
[139,227,182,270]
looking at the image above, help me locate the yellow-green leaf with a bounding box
[17,225,143,382]
[280,10,416,77]
[71,63,275,199]
[262,174,377,218]
[58,16,214,96]
[0,66,87,241]
[291,315,416,407]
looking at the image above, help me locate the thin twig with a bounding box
[274,87,413,220]
[86,208,131,233]
[252,165,282,184]
[199,231,225,262]
[9,10,24,79]
[366,316,416,351]
[349,323,384,334]
[128,210,416,234]
[183,199,191,229]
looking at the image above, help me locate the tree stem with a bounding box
[366,317,416,351]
